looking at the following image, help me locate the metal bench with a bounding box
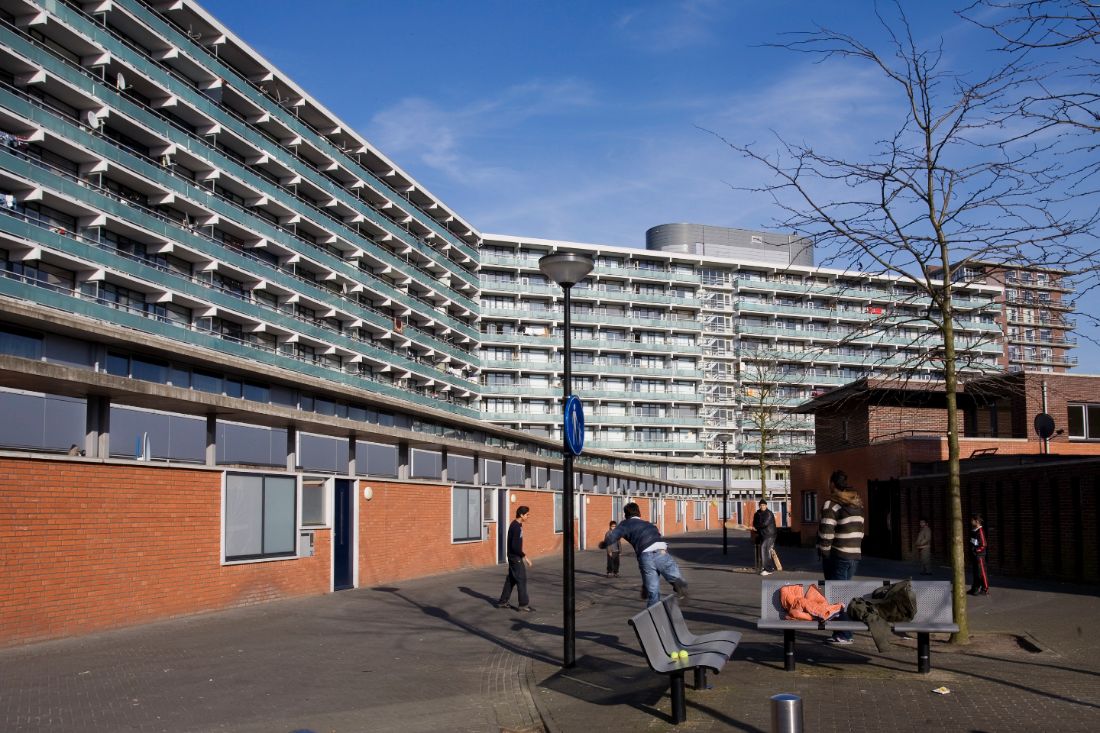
[628,596,738,724]
[757,579,959,673]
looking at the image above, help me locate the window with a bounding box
[1067,404,1100,440]
[224,474,297,562]
[802,491,819,523]
[554,492,564,533]
[452,486,482,542]
[676,501,684,522]
[693,501,704,521]
[301,478,327,526]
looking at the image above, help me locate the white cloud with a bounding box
[364,79,596,186]
[614,0,730,53]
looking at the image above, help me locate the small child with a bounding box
[604,521,621,577]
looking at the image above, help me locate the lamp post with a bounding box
[539,251,595,669]
[715,434,732,555]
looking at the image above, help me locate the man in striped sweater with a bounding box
[816,470,865,644]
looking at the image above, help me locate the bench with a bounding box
[757,579,959,673]
[628,596,740,724]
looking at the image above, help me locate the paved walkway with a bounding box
[2,530,1099,732]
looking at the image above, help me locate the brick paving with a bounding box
[1,531,1098,732]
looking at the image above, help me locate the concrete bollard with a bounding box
[770,693,803,733]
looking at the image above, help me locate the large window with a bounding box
[452,486,483,542]
[224,474,297,562]
[693,501,704,521]
[1067,404,1100,440]
[554,492,564,533]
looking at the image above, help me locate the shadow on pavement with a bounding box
[371,586,560,666]
[538,654,765,730]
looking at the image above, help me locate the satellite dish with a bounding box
[1034,413,1055,440]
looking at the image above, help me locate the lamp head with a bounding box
[539,252,595,288]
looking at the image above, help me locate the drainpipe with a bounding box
[1041,380,1049,455]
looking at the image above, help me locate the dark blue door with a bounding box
[334,479,353,590]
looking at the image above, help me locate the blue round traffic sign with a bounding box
[564,395,585,456]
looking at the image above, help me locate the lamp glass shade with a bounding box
[539,253,595,287]
[714,433,733,445]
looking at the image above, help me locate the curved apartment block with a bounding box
[0,0,1078,644]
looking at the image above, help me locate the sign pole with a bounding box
[562,283,576,669]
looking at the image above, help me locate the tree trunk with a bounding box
[941,282,970,644]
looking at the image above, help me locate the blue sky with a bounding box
[203,0,1098,369]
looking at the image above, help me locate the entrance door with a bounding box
[333,479,354,590]
[866,479,902,560]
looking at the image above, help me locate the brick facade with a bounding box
[0,456,702,647]
[0,458,330,646]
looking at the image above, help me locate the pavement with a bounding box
[2,530,1098,733]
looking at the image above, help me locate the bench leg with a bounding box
[783,629,797,671]
[670,670,687,724]
[693,666,710,690]
[917,632,931,674]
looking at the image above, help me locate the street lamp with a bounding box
[539,251,595,669]
[715,433,732,555]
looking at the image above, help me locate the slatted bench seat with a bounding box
[628,596,740,724]
[757,579,959,673]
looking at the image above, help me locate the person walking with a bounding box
[816,470,865,644]
[604,520,622,577]
[600,502,688,607]
[496,505,534,612]
[914,518,932,575]
[968,514,989,595]
[752,500,778,576]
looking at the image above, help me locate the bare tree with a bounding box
[716,5,1097,642]
[963,0,1100,344]
[737,346,814,501]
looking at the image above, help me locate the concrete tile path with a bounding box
[2,530,1098,732]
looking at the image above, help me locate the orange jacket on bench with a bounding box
[781,584,845,622]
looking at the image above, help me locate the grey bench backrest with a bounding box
[628,607,679,673]
[821,580,895,609]
[906,581,955,626]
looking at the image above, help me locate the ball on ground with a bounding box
[678,649,689,659]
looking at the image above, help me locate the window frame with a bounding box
[1067,403,1100,440]
[802,491,819,523]
[223,472,299,564]
[451,485,484,543]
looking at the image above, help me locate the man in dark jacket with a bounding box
[752,500,778,576]
[496,505,533,612]
[600,502,688,607]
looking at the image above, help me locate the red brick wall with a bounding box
[585,495,614,548]
[0,457,330,647]
[358,479,498,587]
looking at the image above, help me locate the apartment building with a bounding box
[977,264,1077,373]
[479,229,1007,476]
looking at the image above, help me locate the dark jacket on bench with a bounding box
[847,580,916,652]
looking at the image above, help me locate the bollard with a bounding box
[770,693,803,733]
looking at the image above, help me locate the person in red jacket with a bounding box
[968,514,989,595]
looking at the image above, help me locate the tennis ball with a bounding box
[669,652,679,661]
[678,649,689,659]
